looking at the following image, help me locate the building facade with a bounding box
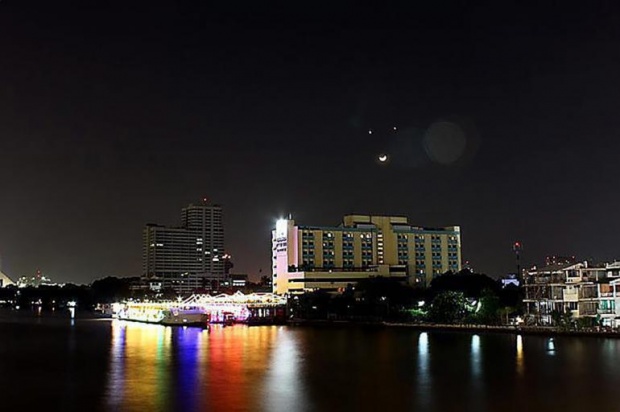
[524,261,620,327]
[272,214,462,294]
[143,202,225,294]
[0,271,14,288]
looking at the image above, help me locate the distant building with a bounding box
[229,274,249,290]
[545,255,577,266]
[272,214,462,294]
[17,270,56,288]
[143,201,225,294]
[500,274,520,288]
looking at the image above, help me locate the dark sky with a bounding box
[2,1,620,283]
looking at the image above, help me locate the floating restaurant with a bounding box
[114,291,287,326]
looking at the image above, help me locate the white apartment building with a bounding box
[524,261,620,327]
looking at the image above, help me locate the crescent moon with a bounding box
[378,154,388,162]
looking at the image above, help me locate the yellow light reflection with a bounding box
[516,334,524,375]
[106,320,172,411]
[127,323,171,411]
[106,320,126,409]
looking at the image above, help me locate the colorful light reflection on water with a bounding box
[4,316,620,411]
[105,321,291,412]
[102,321,620,412]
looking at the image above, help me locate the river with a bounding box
[0,313,619,411]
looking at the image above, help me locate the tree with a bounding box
[551,310,573,331]
[293,290,332,320]
[91,277,131,303]
[355,277,419,306]
[473,288,501,324]
[354,277,423,320]
[428,291,467,324]
[498,306,517,325]
[430,270,500,299]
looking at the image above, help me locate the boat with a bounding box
[112,292,287,326]
[115,302,209,326]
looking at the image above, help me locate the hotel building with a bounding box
[143,202,225,294]
[272,214,462,294]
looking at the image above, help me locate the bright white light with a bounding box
[378,154,388,162]
[276,219,288,238]
[111,303,122,314]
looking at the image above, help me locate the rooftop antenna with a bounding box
[513,241,523,281]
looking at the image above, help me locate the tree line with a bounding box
[290,269,523,325]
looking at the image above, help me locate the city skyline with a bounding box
[2,2,620,283]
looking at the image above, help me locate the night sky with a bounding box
[2,2,620,283]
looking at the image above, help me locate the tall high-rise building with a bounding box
[272,214,461,294]
[143,201,225,294]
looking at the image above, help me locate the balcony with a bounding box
[563,292,579,302]
[597,309,615,315]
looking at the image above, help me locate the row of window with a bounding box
[300,252,458,261]
[301,238,459,250]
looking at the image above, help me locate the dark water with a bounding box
[1,314,620,411]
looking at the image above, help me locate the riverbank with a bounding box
[385,322,620,338]
[288,318,620,338]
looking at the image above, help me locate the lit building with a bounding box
[545,255,577,266]
[272,214,462,294]
[524,261,620,327]
[17,270,56,288]
[143,201,225,294]
[229,274,249,290]
[0,271,14,288]
[500,274,520,288]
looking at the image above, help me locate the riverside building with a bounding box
[143,201,225,294]
[524,261,620,327]
[272,214,462,294]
